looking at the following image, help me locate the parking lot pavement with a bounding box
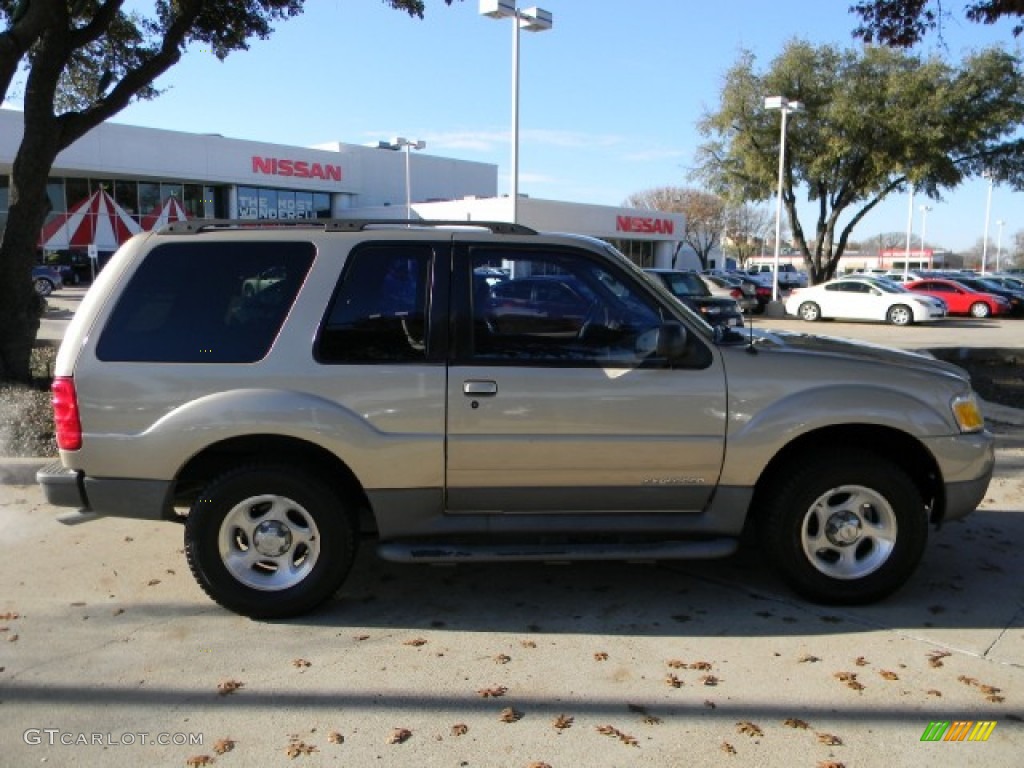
[1,451,1022,767]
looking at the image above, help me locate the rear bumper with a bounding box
[37,462,174,522]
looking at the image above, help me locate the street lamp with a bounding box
[903,183,914,278]
[479,0,553,224]
[996,219,1005,273]
[981,170,994,274]
[764,96,801,304]
[378,137,426,220]
[919,204,931,269]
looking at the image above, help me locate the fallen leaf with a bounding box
[594,651,609,661]
[478,685,508,698]
[213,737,235,754]
[112,608,125,616]
[0,612,20,620]
[665,673,683,688]
[833,672,857,683]
[704,699,717,709]
[285,740,318,757]
[927,650,951,668]
[185,756,213,767]
[216,679,244,696]
[798,654,821,663]
[552,714,574,731]
[816,732,843,746]
[701,675,720,686]
[958,675,979,687]
[403,637,427,647]
[387,728,412,744]
[987,695,1006,703]
[291,658,311,669]
[499,707,523,723]
[854,656,869,667]
[354,634,370,641]
[450,724,468,737]
[979,684,1001,695]
[879,670,899,680]
[327,731,344,744]
[494,654,511,665]
[816,763,846,768]
[147,579,161,586]
[721,741,737,755]
[736,721,763,737]
[926,689,942,697]
[689,661,713,671]
[666,659,686,669]
[784,718,810,729]
[527,763,553,768]
[7,634,18,643]
[595,724,638,746]
[520,640,538,649]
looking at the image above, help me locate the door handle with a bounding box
[463,380,498,396]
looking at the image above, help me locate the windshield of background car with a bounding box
[659,272,707,297]
[96,241,315,363]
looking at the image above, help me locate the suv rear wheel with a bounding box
[761,452,927,604]
[184,465,357,619]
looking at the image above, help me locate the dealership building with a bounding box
[0,109,687,268]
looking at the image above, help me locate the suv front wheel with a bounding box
[184,465,357,619]
[761,452,927,604]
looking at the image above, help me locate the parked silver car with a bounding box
[38,219,993,618]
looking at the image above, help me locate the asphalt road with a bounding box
[2,285,1019,767]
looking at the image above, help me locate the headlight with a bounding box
[952,393,985,433]
[702,306,723,315]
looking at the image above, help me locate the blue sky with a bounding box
[54,1,1024,252]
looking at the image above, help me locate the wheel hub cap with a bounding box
[825,510,862,546]
[252,520,293,557]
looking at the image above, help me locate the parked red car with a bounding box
[903,278,1011,318]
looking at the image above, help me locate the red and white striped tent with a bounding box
[39,189,141,252]
[141,195,189,231]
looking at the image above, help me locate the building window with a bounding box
[183,184,204,218]
[138,182,161,217]
[114,180,139,217]
[314,192,331,218]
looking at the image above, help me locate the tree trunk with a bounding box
[0,113,61,383]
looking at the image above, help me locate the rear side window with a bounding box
[96,241,315,363]
[316,243,434,363]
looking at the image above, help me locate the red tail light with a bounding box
[52,376,82,451]
[729,288,743,299]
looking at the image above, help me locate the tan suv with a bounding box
[38,220,995,618]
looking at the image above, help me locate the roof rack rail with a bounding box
[158,219,538,236]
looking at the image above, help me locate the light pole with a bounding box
[919,204,932,269]
[982,170,994,274]
[903,183,914,278]
[378,137,426,220]
[480,0,553,224]
[996,219,1005,273]
[764,96,801,304]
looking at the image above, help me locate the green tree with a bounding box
[851,0,1024,47]
[693,41,1024,284]
[0,0,452,383]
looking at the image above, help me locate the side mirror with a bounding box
[656,321,688,360]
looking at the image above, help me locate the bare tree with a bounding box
[725,204,774,267]
[626,186,727,270]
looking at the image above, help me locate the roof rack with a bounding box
[158,219,538,236]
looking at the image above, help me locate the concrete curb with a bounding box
[0,456,51,485]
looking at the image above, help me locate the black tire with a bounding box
[184,465,357,619]
[969,301,991,319]
[34,277,54,297]
[797,301,821,322]
[886,304,913,326]
[761,452,927,604]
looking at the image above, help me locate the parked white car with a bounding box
[785,275,947,325]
